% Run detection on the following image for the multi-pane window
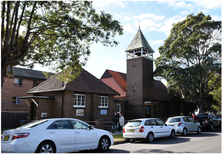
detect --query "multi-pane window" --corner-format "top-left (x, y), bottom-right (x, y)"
top-left (14, 78), bottom-right (22, 86)
top-left (12, 96), bottom-right (21, 104)
top-left (117, 104), bottom-right (121, 113)
top-left (73, 94), bottom-right (86, 107)
top-left (99, 96), bottom-right (108, 108)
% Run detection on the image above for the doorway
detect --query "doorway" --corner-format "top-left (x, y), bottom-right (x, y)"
top-left (146, 105), bottom-right (151, 118)
top-left (30, 102), bottom-right (36, 120)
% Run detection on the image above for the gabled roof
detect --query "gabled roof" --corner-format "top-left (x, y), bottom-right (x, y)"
top-left (125, 28), bottom-right (155, 53)
top-left (153, 80), bottom-right (168, 101)
top-left (29, 68), bottom-right (119, 95)
top-left (100, 69), bottom-right (126, 91)
top-left (7, 67), bottom-right (53, 80)
top-left (100, 70), bottom-right (168, 101)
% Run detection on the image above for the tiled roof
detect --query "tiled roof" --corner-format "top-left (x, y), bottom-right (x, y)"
top-left (9, 67), bottom-right (52, 80)
top-left (153, 80), bottom-right (168, 101)
top-left (29, 68), bottom-right (119, 95)
top-left (100, 69), bottom-right (126, 91)
top-left (125, 28), bottom-right (155, 53)
top-left (101, 70), bottom-right (168, 101)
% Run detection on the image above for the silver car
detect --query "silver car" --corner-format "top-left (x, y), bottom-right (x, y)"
top-left (165, 116), bottom-right (201, 136)
top-left (123, 118), bottom-right (176, 142)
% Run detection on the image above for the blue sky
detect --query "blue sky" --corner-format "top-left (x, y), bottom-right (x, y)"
top-left (32, 0), bottom-right (221, 84)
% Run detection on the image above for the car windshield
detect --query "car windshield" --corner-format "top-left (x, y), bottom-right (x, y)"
top-left (126, 120), bottom-right (141, 127)
top-left (17, 119), bottom-right (48, 129)
top-left (166, 118), bottom-right (180, 123)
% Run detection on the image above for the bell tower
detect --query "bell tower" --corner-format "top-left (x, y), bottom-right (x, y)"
top-left (125, 28), bottom-right (155, 119)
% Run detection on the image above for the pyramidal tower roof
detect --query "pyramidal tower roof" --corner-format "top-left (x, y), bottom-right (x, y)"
top-left (125, 28), bottom-right (155, 53)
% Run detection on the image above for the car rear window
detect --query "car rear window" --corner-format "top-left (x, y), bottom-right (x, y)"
top-left (126, 120), bottom-right (141, 127)
top-left (198, 114), bottom-right (208, 118)
top-left (17, 119), bottom-right (48, 129)
top-left (166, 118), bottom-right (181, 123)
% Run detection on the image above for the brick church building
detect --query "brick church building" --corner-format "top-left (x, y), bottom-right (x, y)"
top-left (101, 28), bottom-right (169, 120)
top-left (5, 28), bottom-right (169, 124)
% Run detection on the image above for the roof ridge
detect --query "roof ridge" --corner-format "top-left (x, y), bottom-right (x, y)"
top-left (125, 28), bottom-right (155, 52)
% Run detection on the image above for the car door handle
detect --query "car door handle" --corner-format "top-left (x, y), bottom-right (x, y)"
top-left (75, 132), bottom-right (80, 134)
top-left (151, 127), bottom-right (153, 128)
top-left (49, 132), bottom-right (55, 134)
top-left (161, 127), bottom-right (163, 128)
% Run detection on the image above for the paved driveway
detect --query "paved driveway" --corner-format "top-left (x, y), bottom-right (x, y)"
top-left (75, 128), bottom-right (221, 153)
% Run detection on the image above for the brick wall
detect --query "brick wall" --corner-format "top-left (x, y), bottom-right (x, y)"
top-left (1, 77), bottom-right (34, 113)
top-left (126, 57), bottom-right (154, 119)
top-left (33, 91), bottom-right (116, 122)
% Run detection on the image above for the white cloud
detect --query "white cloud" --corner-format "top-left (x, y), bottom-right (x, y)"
top-left (124, 13), bottom-right (187, 35)
top-left (181, 10), bottom-right (189, 15)
top-left (157, 0), bottom-right (194, 10)
top-left (148, 40), bottom-right (163, 45)
top-left (194, 0), bottom-right (222, 10)
top-left (133, 14), bottom-right (165, 20)
top-left (93, 0), bottom-right (125, 8)
top-left (211, 15), bottom-right (221, 21)
top-left (124, 13), bottom-right (165, 32)
top-left (153, 52), bottom-right (160, 60)
top-left (123, 24), bottom-right (136, 33)
top-left (159, 15), bottom-right (185, 35)
top-left (125, 16), bottom-right (133, 21)
top-left (104, 60), bottom-right (120, 64)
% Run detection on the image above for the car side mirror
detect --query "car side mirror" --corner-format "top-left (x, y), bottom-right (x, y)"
top-left (89, 125), bottom-right (94, 130)
top-left (165, 124), bottom-right (167, 126)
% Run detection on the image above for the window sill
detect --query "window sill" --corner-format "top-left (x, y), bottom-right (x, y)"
top-left (73, 106), bottom-right (85, 108)
top-left (98, 106), bottom-right (108, 108)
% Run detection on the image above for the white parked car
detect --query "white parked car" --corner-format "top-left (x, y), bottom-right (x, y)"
top-left (165, 116), bottom-right (201, 136)
top-left (123, 118), bottom-right (176, 142)
top-left (1, 118), bottom-right (113, 153)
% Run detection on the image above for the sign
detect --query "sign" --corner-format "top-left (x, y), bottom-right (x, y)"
top-left (144, 101), bottom-right (151, 104)
top-left (41, 112), bottom-right (47, 118)
top-left (101, 109), bottom-right (107, 115)
top-left (76, 109), bottom-right (84, 116)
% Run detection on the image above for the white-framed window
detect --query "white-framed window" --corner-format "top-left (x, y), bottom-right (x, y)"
top-left (14, 78), bottom-right (22, 86)
top-left (12, 96), bottom-right (21, 105)
top-left (99, 96), bottom-right (109, 108)
top-left (117, 104), bottom-right (121, 113)
top-left (73, 94), bottom-right (86, 107)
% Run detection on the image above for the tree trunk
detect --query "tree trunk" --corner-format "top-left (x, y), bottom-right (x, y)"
top-left (1, 57), bottom-right (7, 88)
top-left (197, 99), bottom-right (205, 113)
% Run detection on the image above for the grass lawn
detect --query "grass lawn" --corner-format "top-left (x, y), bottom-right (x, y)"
top-left (113, 134), bottom-right (125, 142)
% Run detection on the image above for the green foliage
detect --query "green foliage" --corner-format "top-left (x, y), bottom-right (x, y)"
top-left (1, 1), bottom-right (123, 85)
top-left (154, 12), bottom-right (221, 112)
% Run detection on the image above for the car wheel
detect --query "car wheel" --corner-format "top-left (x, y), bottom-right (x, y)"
top-left (125, 138), bottom-right (134, 142)
top-left (36, 141), bottom-right (56, 153)
top-left (98, 136), bottom-right (110, 151)
top-left (125, 138), bottom-right (130, 142)
top-left (170, 130), bottom-right (175, 139)
top-left (182, 128), bottom-right (187, 136)
top-left (197, 127), bottom-right (201, 134)
top-left (147, 133), bottom-right (154, 142)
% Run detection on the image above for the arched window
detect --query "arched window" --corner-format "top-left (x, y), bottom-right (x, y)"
top-left (117, 104), bottom-right (121, 113)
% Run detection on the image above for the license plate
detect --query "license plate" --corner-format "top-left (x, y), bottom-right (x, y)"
top-left (129, 129), bottom-right (134, 133)
top-left (4, 135), bottom-right (9, 141)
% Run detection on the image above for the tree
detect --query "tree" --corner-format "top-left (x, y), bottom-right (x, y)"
top-left (1, 1), bottom-right (123, 87)
top-left (154, 12), bottom-right (221, 113)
